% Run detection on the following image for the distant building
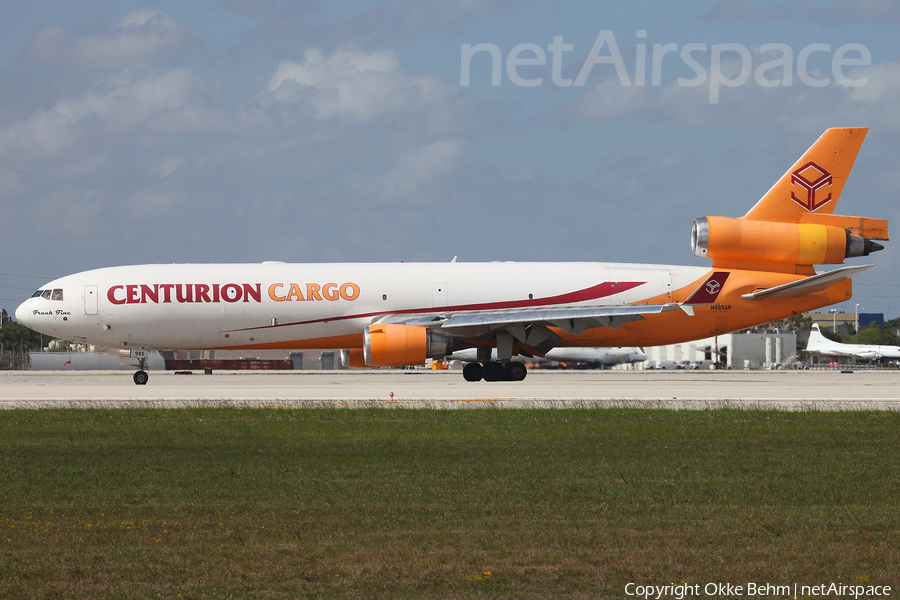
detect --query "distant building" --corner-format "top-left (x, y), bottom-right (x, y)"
top-left (159, 349), bottom-right (340, 370)
top-left (806, 311), bottom-right (884, 332)
top-left (643, 331), bottom-right (797, 370)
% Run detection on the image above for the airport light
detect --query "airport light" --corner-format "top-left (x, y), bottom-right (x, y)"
top-left (829, 308), bottom-right (837, 332)
top-left (855, 303), bottom-right (861, 334)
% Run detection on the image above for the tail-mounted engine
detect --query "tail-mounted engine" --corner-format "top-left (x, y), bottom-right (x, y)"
top-left (691, 216), bottom-right (884, 265)
top-left (363, 324), bottom-right (452, 367)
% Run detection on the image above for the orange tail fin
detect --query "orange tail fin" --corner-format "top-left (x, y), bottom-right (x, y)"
top-left (744, 127), bottom-right (867, 221)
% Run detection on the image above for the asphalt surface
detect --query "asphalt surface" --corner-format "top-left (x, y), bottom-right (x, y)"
top-left (1, 369), bottom-right (899, 410)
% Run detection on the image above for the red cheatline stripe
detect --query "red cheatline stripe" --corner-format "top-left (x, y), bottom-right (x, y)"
top-left (224, 281), bottom-right (646, 333)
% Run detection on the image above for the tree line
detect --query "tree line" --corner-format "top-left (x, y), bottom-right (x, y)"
top-left (0, 309), bottom-right (45, 369)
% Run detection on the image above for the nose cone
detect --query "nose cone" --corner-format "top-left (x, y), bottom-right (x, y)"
top-left (15, 301), bottom-right (31, 326)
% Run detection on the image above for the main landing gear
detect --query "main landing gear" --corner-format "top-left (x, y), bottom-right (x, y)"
top-left (462, 361), bottom-right (527, 382)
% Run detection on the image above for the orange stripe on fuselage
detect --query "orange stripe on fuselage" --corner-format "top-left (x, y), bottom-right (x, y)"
top-left (208, 334), bottom-right (364, 351)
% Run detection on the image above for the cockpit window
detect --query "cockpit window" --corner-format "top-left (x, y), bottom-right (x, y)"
top-left (32, 288), bottom-right (65, 300)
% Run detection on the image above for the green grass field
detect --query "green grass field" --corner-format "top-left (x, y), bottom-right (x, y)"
top-left (1, 408), bottom-right (898, 599)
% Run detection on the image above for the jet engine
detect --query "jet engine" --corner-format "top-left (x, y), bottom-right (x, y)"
top-left (363, 324), bottom-right (452, 367)
top-left (340, 348), bottom-right (366, 368)
top-left (691, 216), bottom-right (883, 265)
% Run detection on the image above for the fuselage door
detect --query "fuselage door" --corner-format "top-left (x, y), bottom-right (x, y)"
top-left (85, 285), bottom-right (98, 315)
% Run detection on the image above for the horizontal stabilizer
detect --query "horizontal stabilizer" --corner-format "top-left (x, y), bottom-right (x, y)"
top-left (741, 264), bottom-right (873, 301)
top-left (795, 213), bottom-right (889, 241)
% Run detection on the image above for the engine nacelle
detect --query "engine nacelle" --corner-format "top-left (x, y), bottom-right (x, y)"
top-left (691, 216), bottom-right (882, 265)
top-left (363, 324), bottom-right (452, 367)
top-left (340, 348), bottom-right (366, 368)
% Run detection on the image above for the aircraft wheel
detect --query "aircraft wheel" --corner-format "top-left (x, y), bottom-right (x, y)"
top-left (463, 362), bottom-right (483, 382)
top-left (482, 361), bottom-right (506, 382)
top-left (506, 361), bottom-right (527, 381)
top-left (133, 371), bottom-right (149, 386)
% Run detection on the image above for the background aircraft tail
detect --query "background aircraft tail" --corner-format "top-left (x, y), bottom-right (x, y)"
top-left (807, 323), bottom-right (841, 354)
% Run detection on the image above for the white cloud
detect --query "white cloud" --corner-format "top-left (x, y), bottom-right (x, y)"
top-left (847, 58), bottom-right (900, 103)
top-left (128, 189), bottom-right (187, 219)
top-left (562, 78), bottom-right (658, 123)
top-left (703, 0), bottom-right (900, 23)
top-left (0, 37), bottom-right (482, 255)
top-left (267, 46), bottom-right (457, 122)
top-left (245, 0), bottom-right (515, 48)
top-left (0, 68), bottom-right (202, 164)
top-left (22, 10), bottom-right (200, 69)
top-left (216, 0), bottom-right (280, 14)
top-left (561, 55), bottom-right (900, 135)
top-left (153, 156), bottom-right (186, 178)
top-left (372, 139), bottom-right (466, 199)
top-left (803, 0), bottom-right (900, 24)
top-left (704, 0), bottom-right (796, 22)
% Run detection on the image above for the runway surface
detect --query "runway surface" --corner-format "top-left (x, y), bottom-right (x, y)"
top-left (1, 369), bottom-right (899, 410)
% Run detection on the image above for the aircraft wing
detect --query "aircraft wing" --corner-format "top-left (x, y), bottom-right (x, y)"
top-left (377, 303), bottom-right (679, 357)
top-left (741, 264), bottom-right (874, 301)
top-left (440, 303), bottom-right (680, 334)
top-left (814, 347), bottom-right (880, 359)
top-left (450, 346), bottom-right (647, 365)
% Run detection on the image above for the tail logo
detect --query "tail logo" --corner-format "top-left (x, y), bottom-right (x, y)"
top-left (684, 271), bottom-right (730, 305)
top-left (790, 161), bottom-right (833, 212)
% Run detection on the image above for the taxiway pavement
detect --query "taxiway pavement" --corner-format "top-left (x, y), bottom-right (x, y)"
top-left (1, 369), bottom-right (899, 410)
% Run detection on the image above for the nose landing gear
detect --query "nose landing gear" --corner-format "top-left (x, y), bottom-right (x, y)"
top-left (131, 350), bottom-right (151, 385)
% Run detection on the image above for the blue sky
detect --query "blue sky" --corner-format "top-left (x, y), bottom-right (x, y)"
top-left (2, 0), bottom-right (899, 319)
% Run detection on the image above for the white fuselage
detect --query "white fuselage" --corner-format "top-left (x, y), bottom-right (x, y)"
top-left (807, 326), bottom-right (900, 359)
top-left (16, 261), bottom-right (708, 351)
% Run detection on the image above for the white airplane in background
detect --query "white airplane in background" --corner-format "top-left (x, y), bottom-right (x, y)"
top-left (446, 346), bottom-right (647, 367)
top-left (16, 128), bottom-right (888, 385)
top-left (806, 323), bottom-right (900, 360)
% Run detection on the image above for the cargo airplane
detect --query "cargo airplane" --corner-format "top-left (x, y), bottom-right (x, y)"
top-left (806, 323), bottom-right (900, 360)
top-left (16, 128), bottom-right (888, 384)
